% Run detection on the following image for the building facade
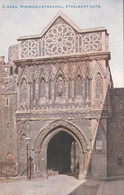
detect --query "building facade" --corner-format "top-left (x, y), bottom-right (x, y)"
top-left (0, 12), bottom-right (124, 179)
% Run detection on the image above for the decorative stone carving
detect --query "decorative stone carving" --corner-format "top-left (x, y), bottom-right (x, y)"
top-left (82, 33), bottom-right (102, 52)
top-left (56, 76), bottom-right (64, 97)
top-left (8, 45), bottom-right (18, 61)
top-left (22, 40), bottom-right (38, 58)
top-left (91, 61), bottom-right (107, 79)
top-left (39, 78), bottom-right (46, 98)
top-left (18, 13), bottom-right (107, 59)
top-left (45, 24), bottom-right (75, 55)
top-left (95, 73), bottom-right (103, 99)
top-left (85, 77), bottom-right (91, 101)
top-left (20, 78), bottom-right (27, 103)
top-left (75, 75), bottom-right (83, 97)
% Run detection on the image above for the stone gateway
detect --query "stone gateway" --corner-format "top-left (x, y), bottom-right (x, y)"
top-left (0, 12), bottom-right (124, 179)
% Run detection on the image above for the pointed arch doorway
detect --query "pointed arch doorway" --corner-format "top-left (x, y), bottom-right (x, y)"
top-left (34, 120), bottom-right (88, 180)
top-left (47, 131), bottom-right (80, 178)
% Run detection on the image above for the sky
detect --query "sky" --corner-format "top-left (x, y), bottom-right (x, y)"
top-left (0, 0), bottom-right (123, 87)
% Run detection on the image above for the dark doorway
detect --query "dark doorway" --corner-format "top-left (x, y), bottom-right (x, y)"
top-left (47, 131), bottom-right (74, 175)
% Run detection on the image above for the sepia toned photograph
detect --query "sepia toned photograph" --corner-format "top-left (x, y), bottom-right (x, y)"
top-left (0, 0), bottom-right (123, 194)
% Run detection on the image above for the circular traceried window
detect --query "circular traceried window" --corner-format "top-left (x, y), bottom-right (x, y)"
top-left (45, 24), bottom-right (75, 55)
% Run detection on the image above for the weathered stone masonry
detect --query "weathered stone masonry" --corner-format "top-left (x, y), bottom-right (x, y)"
top-left (0, 12), bottom-right (124, 179)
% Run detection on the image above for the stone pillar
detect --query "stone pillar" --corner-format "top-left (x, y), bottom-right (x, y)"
top-left (72, 79), bottom-right (75, 100)
top-left (65, 79), bottom-right (68, 102)
top-left (78, 152), bottom-right (86, 180)
top-left (34, 151), bottom-right (41, 177)
top-left (27, 82), bottom-right (31, 110)
top-left (40, 148), bottom-right (48, 179)
top-left (46, 80), bottom-right (49, 102)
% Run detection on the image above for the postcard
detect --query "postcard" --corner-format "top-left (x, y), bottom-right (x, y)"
top-left (0, 0), bottom-right (123, 194)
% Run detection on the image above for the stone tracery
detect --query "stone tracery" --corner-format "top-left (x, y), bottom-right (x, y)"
top-left (45, 24), bottom-right (75, 55)
top-left (22, 40), bottom-right (38, 58)
top-left (82, 33), bottom-right (102, 52)
top-left (20, 23), bottom-right (103, 58)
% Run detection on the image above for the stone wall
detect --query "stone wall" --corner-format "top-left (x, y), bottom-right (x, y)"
top-left (0, 59), bottom-right (17, 176)
top-left (108, 88), bottom-right (124, 176)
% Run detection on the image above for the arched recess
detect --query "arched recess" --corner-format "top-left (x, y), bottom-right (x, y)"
top-left (39, 77), bottom-right (46, 98)
top-left (74, 66), bottom-right (83, 99)
top-left (32, 80), bottom-right (36, 101)
top-left (6, 153), bottom-right (14, 163)
top-left (20, 78), bottom-right (27, 103)
top-left (17, 76), bottom-right (30, 110)
top-left (95, 72), bottom-right (103, 99)
top-left (34, 120), bottom-right (88, 179)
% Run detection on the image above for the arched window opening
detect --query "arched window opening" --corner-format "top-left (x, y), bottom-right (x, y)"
top-left (56, 76), bottom-right (64, 97)
top-left (49, 79), bottom-right (52, 99)
top-left (20, 78), bottom-right (27, 103)
top-left (75, 75), bottom-right (82, 97)
top-left (95, 73), bottom-right (103, 99)
top-left (68, 78), bottom-right (72, 99)
top-left (10, 66), bottom-right (13, 75)
top-left (33, 80), bottom-right (36, 100)
top-left (85, 77), bottom-right (91, 100)
top-left (6, 153), bottom-right (14, 163)
top-left (20, 134), bottom-right (26, 144)
top-left (39, 78), bottom-right (46, 98)
top-left (95, 133), bottom-right (103, 151)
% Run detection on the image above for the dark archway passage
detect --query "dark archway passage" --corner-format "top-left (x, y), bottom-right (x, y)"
top-left (47, 131), bottom-right (75, 175)
top-left (34, 120), bottom-right (87, 179)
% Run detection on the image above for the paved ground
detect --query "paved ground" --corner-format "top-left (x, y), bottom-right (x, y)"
top-left (0, 175), bottom-right (83, 195)
top-left (96, 180), bottom-right (124, 195)
top-left (0, 175), bottom-right (124, 195)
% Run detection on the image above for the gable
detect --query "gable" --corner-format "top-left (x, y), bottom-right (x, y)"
top-left (17, 12), bottom-right (107, 59)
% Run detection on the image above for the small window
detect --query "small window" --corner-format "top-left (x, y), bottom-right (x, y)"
top-left (118, 157), bottom-right (122, 166)
top-left (6, 122), bottom-right (10, 128)
top-left (5, 97), bottom-right (9, 107)
top-left (10, 66), bottom-right (13, 75)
